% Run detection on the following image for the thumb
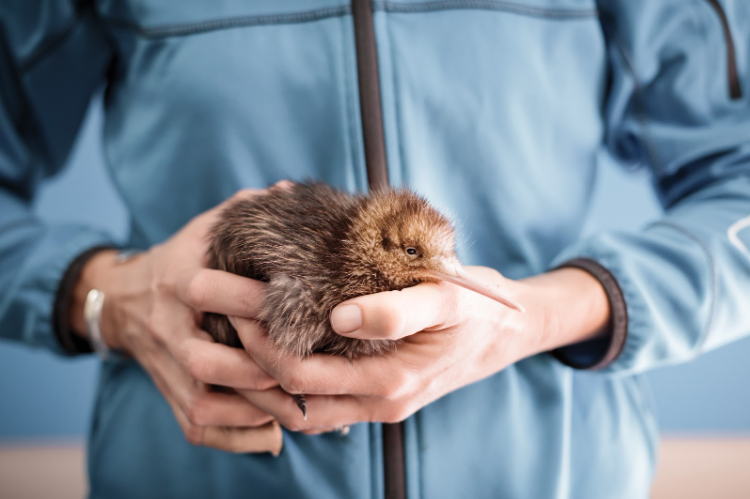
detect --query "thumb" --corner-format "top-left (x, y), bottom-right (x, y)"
top-left (330, 283), bottom-right (454, 340)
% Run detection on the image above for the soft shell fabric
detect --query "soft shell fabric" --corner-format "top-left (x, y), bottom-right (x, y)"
top-left (1, 1), bottom-right (749, 497)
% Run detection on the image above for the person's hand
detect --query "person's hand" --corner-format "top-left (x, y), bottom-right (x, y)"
top-left (231, 266), bottom-right (611, 432)
top-left (69, 186), bottom-right (287, 454)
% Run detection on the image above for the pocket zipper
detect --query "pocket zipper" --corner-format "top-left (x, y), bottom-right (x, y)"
top-left (705, 0), bottom-right (743, 99)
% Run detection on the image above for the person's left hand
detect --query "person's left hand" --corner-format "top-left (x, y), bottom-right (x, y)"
top-left (230, 266), bottom-right (610, 432)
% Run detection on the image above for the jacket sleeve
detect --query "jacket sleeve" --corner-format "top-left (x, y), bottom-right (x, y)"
top-left (553, 0), bottom-right (750, 375)
top-left (0, 1), bottom-right (115, 353)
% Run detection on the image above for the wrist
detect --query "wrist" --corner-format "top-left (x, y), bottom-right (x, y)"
top-left (70, 249), bottom-right (124, 350)
top-left (517, 267), bottom-right (611, 356)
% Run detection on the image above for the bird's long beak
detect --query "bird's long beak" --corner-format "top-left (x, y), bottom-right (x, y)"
top-left (426, 262), bottom-right (525, 313)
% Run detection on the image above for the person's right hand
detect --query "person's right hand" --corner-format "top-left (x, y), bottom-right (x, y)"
top-left (69, 187), bottom-right (285, 455)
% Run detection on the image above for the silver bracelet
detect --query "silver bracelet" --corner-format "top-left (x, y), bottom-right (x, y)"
top-left (84, 288), bottom-right (110, 360)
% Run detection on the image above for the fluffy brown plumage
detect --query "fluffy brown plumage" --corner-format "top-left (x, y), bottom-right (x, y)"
top-left (203, 181), bottom-right (458, 360)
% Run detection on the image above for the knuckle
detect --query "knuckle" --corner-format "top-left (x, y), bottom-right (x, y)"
top-left (183, 424), bottom-right (204, 446)
top-left (185, 349), bottom-right (211, 382)
top-left (144, 313), bottom-right (164, 341)
top-left (185, 271), bottom-right (210, 309)
top-left (379, 371), bottom-right (413, 400)
top-left (377, 302), bottom-right (407, 338)
top-left (185, 396), bottom-right (210, 427)
top-left (380, 406), bottom-right (409, 424)
top-left (152, 277), bottom-right (173, 297)
top-left (248, 413), bottom-right (270, 427)
top-left (280, 417), bottom-right (304, 433)
top-left (249, 376), bottom-right (276, 391)
top-left (277, 399), bottom-right (308, 432)
top-left (445, 289), bottom-right (467, 325)
top-left (279, 372), bottom-right (303, 394)
top-left (229, 189), bottom-right (256, 204)
top-left (380, 383), bottom-right (401, 401)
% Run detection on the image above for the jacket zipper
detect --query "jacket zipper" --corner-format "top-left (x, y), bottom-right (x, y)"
top-left (350, 1), bottom-right (407, 498)
top-left (705, 0), bottom-right (743, 100)
top-left (352, 0), bottom-right (390, 190)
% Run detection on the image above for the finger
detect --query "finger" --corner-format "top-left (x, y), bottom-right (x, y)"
top-left (147, 353), bottom-right (280, 453)
top-left (330, 282), bottom-right (457, 340)
top-left (231, 316), bottom-right (369, 394)
top-left (147, 365), bottom-right (207, 446)
top-left (176, 268), bottom-right (267, 317)
top-left (232, 316), bottom-right (403, 398)
top-left (239, 388), bottom-right (392, 431)
top-left (180, 390), bottom-right (276, 428)
top-left (189, 188), bottom-right (265, 235)
top-left (237, 388), bottom-right (354, 431)
top-left (230, 316), bottom-right (304, 378)
top-left (204, 420), bottom-right (284, 456)
top-left (271, 179), bottom-right (295, 191)
top-left (170, 383), bottom-right (281, 455)
top-left (153, 342), bottom-right (275, 428)
top-left (237, 387), bottom-right (305, 429)
top-left (175, 336), bottom-right (277, 390)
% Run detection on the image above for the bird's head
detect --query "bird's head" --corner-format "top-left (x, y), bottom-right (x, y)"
top-left (346, 189), bottom-right (524, 311)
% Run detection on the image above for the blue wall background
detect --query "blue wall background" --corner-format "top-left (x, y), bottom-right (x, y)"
top-left (1, 96), bottom-right (749, 440)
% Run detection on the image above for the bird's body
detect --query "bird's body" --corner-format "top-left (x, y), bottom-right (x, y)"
top-left (204, 182), bottom-right (458, 359)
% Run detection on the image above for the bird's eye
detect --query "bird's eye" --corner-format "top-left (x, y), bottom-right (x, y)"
top-left (405, 247), bottom-right (419, 258)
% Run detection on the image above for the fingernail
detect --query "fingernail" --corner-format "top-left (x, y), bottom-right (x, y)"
top-left (330, 304), bottom-right (362, 334)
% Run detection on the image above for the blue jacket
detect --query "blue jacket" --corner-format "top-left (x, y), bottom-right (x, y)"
top-left (1, 1), bottom-right (749, 497)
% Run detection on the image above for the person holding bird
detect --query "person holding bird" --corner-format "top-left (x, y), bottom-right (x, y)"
top-left (1, 1), bottom-right (749, 498)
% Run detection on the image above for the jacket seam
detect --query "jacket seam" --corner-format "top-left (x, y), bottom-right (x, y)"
top-left (0, 25), bottom-right (55, 171)
top-left (372, 0), bottom-right (598, 19)
top-left (339, 15), bottom-right (361, 191)
top-left (599, 12), bottom-right (664, 176)
top-left (100, 0), bottom-right (599, 41)
top-left (103, 6), bottom-right (351, 39)
top-left (704, 0), bottom-right (743, 99)
top-left (649, 220), bottom-right (717, 358)
top-left (383, 9), bottom-right (408, 186)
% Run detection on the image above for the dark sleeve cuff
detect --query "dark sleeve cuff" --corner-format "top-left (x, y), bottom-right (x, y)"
top-left (551, 258), bottom-right (629, 370)
top-left (52, 245), bottom-right (117, 355)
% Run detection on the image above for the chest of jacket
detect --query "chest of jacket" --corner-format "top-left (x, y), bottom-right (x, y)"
top-left (96, 0), bottom-right (605, 278)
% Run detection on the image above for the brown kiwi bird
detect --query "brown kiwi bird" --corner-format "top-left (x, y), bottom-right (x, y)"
top-left (203, 181), bottom-right (523, 418)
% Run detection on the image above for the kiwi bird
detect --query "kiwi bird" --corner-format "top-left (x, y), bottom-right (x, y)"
top-left (203, 181), bottom-right (523, 417)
